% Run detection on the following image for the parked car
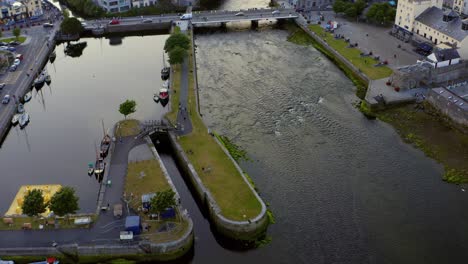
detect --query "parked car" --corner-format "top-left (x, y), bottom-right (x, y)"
top-left (2, 94), bottom-right (10, 104)
top-left (81, 22), bottom-right (87, 27)
top-left (109, 19), bottom-right (120, 25)
top-left (0, 83), bottom-right (5, 90)
top-left (15, 54), bottom-right (23, 61)
top-left (13, 59), bottom-right (20, 66)
top-left (9, 64), bottom-right (17, 71)
top-left (235, 12), bottom-right (245, 16)
top-left (272, 10), bottom-right (280, 15)
top-left (8, 41), bottom-right (20, 46)
top-left (43, 22), bottom-right (53, 28)
top-left (7, 46), bottom-right (16, 52)
top-left (0, 42), bottom-right (8, 46)
top-left (0, 46), bottom-right (8, 51)
top-left (142, 18), bottom-right (152, 23)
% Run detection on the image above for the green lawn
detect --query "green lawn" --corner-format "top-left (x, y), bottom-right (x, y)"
top-left (125, 159), bottom-right (190, 243)
top-left (125, 159), bottom-right (170, 207)
top-left (116, 119), bottom-right (140, 137)
top-left (308, 25), bottom-right (393, 80)
top-left (0, 36), bottom-right (26, 43)
top-left (177, 40), bottom-right (262, 221)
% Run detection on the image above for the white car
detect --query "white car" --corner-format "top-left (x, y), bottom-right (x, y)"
top-left (81, 22), bottom-right (87, 27)
top-left (2, 94), bottom-right (10, 104)
top-left (13, 59), bottom-right (20, 66)
top-left (235, 12), bottom-right (245, 16)
top-left (272, 10), bottom-right (280, 15)
top-left (0, 46), bottom-right (8, 51)
top-left (142, 18), bottom-right (153, 23)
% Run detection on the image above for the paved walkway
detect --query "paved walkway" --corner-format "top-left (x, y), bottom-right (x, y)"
top-left (0, 136), bottom-right (144, 248)
top-left (175, 38), bottom-right (193, 136)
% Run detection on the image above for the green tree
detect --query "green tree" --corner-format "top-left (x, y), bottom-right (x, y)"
top-left (149, 189), bottom-right (176, 214)
top-left (354, 0), bottom-right (367, 16)
top-left (21, 189), bottom-right (47, 217)
top-left (62, 9), bottom-right (70, 19)
top-left (12, 28), bottom-right (21, 41)
top-left (332, 0), bottom-right (346, 13)
top-left (168, 46), bottom-right (187, 65)
top-left (366, 3), bottom-right (396, 24)
top-left (164, 32), bottom-right (190, 53)
top-left (119, 99), bottom-right (137, 119)
top-left (49, 186), bottom-right (80, 217)
top-left (60, 17), bottom-right (84, 35)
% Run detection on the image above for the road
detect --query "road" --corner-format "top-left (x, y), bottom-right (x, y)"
top-left (83, 8), bottom-right (297, 29)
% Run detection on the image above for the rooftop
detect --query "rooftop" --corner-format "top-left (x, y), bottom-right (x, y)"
top-left (416, 6), bottom-right (468, 42)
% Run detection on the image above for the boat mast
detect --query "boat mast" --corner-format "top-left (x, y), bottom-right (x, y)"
top-left (101, 119), bottom-right (106, 136)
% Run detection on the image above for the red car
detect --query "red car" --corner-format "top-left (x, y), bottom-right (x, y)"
top-left (109, 19), bottom-right (120, 25)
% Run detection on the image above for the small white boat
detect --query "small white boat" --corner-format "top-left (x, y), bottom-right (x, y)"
top-left (17, 103), bottom-right (24, 113)
top-left (19, 112), bottom-right (29, 128)
top-left (23, 91), bottom-right (32, 102)
top-left (11, 113), bottom-right (21, 125)
top-left (162, 80), bottom-right (170, 89)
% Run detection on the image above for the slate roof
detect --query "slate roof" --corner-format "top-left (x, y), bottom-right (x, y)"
top-left (416, 6), bottom-right (468, 42)
top-left (433, 48), bottom-right (460, 61)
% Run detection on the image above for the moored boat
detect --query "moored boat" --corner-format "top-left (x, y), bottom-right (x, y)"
top-left (34, 70), bottom-right (47, 89)
top-left (161, 52), bottom-right (170, 80)
top-left (19, 112), bottom-right (29, 128)
top-left (158, 88), bottom-right (169, 101)
top-left (162, 80), bottom-right (170, 89)
top-left (94, 158), bottom-right (105, 176)
top-left (100, 134), bottom-right (111, 158)
top-left (23, 91), bottom-right (32, 102)
top-left (45, 75), bottom-right (51, 85)
top-left (11, 113), bottom-right (21, 125)
top-left (49, 50), bottom-right (56, 63)
top-left (17, 103), bottom-right (24, 113)
top-left (88, 162), bottom-right (94, 176)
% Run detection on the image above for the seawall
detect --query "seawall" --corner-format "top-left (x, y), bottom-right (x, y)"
top-left (167, 131), bottom-right (269, 241)
top-left (0, 31), bottom-right (57, 144)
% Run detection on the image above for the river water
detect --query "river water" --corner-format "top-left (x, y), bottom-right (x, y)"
top-left (193, 1), bottom-right (468, 263)
top-left (0, 0), bottom-right (467, 263)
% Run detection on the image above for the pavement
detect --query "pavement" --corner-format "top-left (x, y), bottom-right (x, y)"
top-left (176, 56), bottom-right (193, 136)
top-left (309, 12), bottom-right (422, 68)
top-left (0, 5), bottom-right (61, 144)
top-left (0, 136), bottom-right (144, 248)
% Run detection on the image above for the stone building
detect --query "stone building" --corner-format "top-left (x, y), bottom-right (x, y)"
top-left (394, 0), bottom-right (442, 34)
top-left (428, 86), bottom-right (468, 127)
top-left (0, 0), bottom-right (42, 21)
top-left (98, 0), bottom-right (131, 13)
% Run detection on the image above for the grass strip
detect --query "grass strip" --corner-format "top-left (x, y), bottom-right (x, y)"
top-left (177, 36), bottom-right (262, 221)
top-left (286, 23), bottom-right (369, 99)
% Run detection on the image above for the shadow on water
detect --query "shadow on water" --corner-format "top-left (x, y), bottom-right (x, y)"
top-left (150, 132), bottom-right (261, 252)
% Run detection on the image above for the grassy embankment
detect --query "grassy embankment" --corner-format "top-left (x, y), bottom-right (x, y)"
top-left (308, 24), bottom-right (393, 80)
top-left (115, 119), bottom-right (141, 137)
top-left (376, 104), bottom-right (468, 184)
top-left (125, 157), bottom-right (189, 243)
top-left (0, 214), bottom-right (96, 230)
top-left (287, 24), bottom-right (468, 184)
top-left (286, 23), bottom-right (369, 99)
top-left (0, 36), bottom-right (26, 43)
top-left (168, 34), bottom-right (262, 221)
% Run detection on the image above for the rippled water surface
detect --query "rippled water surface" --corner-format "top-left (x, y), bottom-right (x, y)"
top-left (195, 28), bottom-right (468, 263)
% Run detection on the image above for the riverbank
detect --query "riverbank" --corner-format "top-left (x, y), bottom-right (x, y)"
top-left (286, 21), bottom-right (369, 99)
top-left (164, 29), bottom-right (269, 241)
top-left (287, 20), bottom-right (468, 184)
top-left (375, 104), bottom-right (468, 183)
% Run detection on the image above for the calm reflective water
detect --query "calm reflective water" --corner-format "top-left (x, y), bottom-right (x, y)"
top-left (0, 35), bottom-right (169, 214)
